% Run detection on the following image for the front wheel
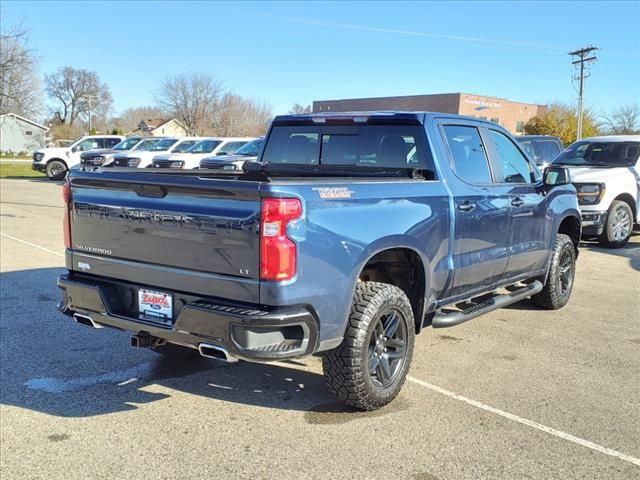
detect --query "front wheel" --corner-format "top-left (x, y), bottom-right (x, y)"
top-left (599, 200), bottom-right (633, 248)
top-left (45, 160), bottom-right (67, 180)
top-left (322, 282), bottom-right (415, 411)
top-left (531, 233), bottom-right (576, 310)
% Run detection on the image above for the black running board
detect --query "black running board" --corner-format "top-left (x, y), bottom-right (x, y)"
top-left (432, 280), bottom-right (543, 329)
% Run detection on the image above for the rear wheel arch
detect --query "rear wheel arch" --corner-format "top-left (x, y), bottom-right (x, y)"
top-left (356, 246), bottom-right (428, 333)
top-left (558, 215), bottom-right (581, 249)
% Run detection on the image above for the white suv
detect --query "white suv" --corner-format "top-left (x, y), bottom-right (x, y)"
top-left (111, 137), bottom-right (201, 168)
top-left (152, 137), bottom-right (254, 169)
top-left (32, 135), bottom-right (125, 179)
top-left (552, 135), bottom-right (640, 247)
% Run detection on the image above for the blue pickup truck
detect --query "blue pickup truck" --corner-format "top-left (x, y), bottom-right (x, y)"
top-left (58, 112), bottom-right (581, 410)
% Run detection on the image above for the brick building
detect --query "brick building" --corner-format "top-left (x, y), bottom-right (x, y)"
top-left (313, 93), bottom-right (547, 135)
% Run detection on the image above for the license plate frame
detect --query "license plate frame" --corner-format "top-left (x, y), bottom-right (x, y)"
top-left (138, 288), bottom-right (173, 322)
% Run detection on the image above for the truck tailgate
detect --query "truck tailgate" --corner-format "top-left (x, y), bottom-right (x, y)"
top-left (68, 171), bottom-right (260, 302)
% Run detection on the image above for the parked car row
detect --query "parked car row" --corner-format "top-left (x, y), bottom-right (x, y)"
top-left (31, 119), bottom-right (638, 248)
top-left (32, 135), bottom-right (263, 179)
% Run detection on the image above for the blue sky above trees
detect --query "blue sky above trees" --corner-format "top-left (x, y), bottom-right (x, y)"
top-left (3, 0), bottom-right (639, 116)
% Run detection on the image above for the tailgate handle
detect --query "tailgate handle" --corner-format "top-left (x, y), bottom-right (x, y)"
top-left (134, 184), bottom-right (167, 198)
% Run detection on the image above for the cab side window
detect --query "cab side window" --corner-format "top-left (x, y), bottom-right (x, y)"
top-left (488, 130), bottom-right (532, 183)
top-left (442, 125), bottom-right (493, 183)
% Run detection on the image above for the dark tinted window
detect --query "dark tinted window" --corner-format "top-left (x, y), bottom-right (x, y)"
top-left (104, 138), bottom-right (121, 148)
top-left (442, 125), bottom-right (492, 183)
top-left (518, 138), bottom-right (562, 164)
top-left (488, 130), bottom-right (532, 183)
top-left (262, 125), bottom-right (430, 168)
top-left (552, 141), bottom-right (640, 167)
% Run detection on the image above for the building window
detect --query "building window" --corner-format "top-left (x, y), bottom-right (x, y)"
top-left (515, 121), bottom-right (524, 133)
top-left (25, 130), bottom-right (33, 135)
top-left (490, 118), bottom-right (499, 124)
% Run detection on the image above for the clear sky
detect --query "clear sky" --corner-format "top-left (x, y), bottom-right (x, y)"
top-left (3, 0), bottom-right (639, 117)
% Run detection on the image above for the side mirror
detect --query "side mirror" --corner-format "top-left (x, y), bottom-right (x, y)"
top-left (71, 145), bottom-right (79, 152)
top-left (543, 166), bottom-right (570, 187)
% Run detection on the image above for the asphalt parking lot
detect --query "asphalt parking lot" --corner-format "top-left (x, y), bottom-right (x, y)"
top-left (1, 177), bottom-right (639, 480)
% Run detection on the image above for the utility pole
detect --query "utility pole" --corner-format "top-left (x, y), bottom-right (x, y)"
top-left (569, 46), bottom-right (597, 140)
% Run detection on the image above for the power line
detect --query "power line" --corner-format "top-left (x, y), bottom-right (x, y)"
top-left (569, 46), bottom-right (598, 141)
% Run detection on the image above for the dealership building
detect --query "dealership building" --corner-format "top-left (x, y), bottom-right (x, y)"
top-left (312, 92), bottom-right (547, 135)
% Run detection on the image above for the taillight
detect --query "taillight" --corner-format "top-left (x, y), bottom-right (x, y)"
top-left (260, 198), bottom-right (302, 281)
top-left (62, 181), bottom-right (71, 249)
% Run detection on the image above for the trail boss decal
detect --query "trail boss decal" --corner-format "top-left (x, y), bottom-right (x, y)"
top-left (312, 187), bottom-right (353, 199)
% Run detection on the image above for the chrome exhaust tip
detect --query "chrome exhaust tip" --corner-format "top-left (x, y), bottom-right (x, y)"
top-left (73, 313), bottom-right (104, 329)
top-left (198, 343), bottom-right (238, 363)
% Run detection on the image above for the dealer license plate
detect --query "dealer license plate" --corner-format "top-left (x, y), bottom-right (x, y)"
top-left (138, 288), bottom-right (173, 320)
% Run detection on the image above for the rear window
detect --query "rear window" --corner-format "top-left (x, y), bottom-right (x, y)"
top-left (518, 138), bottom-right (562, 164)
top-left (261, 125), bottom-right (431, 169)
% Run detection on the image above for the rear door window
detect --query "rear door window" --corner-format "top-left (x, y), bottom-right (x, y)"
top-left (261, 125), bottom-right (431, 169)
top-left (488, 130), bottom-right (533, 183)
top-left (442, 125), bottom-right (493, 183)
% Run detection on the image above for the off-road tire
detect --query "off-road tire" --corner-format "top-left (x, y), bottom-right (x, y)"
top-left (599, 200), bottom-right (633, 248)
top-left (531, 233), bottom-right (576, 310)
top-left (152, 342), bottom-right (202, 359)
top-left (322, 282), bottom-right (415, 411)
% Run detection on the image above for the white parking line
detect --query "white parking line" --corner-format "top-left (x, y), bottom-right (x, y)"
top-left (407, 375), bottom-right (640, 467)
top-left (0, 232), bottom-right (64, 257)
top-left (3, 230), bottom-right (638, 468)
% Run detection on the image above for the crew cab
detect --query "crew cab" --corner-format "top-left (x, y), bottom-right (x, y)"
top-left (551, 135), bottom-right (639, 247)
top-left (80, 136), bottom-right (150, 168)
top-left (152, 137), bottom-right (253, 169)
top-left (32, 135), bottom-right (125, 179)
top-left (110, 137), bottom-right (201, 168)
top-left (58, 112), bottom-right (581, 410)
top-left (198, 137), bottom-right (265, 171)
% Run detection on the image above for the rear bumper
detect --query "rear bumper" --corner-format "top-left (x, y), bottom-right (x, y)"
top-left (57, 273), bottom-right (320, 361)
top-left (32, 162), bottom-right (45, 172)
top-left (580, 210), bottom-right (607, 237)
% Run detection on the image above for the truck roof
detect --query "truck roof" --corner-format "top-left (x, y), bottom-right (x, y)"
top-left (273, 111), bottom-right (493, 126)
top-left (578, 135), bottom-right (640, 143)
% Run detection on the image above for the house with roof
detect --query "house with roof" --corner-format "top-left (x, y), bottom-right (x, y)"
top-left (0, 113), bottom-right (49, 154)
top-left (134, 118), bottom-right (188, 137)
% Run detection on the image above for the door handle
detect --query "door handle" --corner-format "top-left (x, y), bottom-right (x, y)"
top-left (511, 197), bottom-right (525, 207)
top-left (457, 201), bottom-right (476, 212)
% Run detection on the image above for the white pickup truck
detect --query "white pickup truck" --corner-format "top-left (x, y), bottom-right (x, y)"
top-left (552, 135), bottom-right (640, 247)
top-left (32, 135), bottom-right (125, 179)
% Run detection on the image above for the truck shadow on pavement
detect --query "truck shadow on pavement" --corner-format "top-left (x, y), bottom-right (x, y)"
top-left (0, 267), bottom-right (356, 418)
top-left (580, 232), bottom-right (640, 272)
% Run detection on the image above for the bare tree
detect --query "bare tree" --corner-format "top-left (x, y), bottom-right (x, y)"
top-left (44, 67), bottom-right (113, 126)
top-left (289, 103), bottom-right (312, 114)
top-left (214, 93), bottom-right (272, 137)
top-left (0, 25), bottom-right (42, 117)
top-left (111, 105), bottom-right (168, 133)
top-left (600, 104), bottom-right (640, 135)
top-left (155, 72), bottom-right (223, 135)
